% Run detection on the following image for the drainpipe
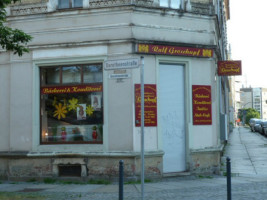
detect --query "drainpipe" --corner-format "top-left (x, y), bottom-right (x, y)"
top-left (184, 0), bottom-right (191, 11)
top-left (180, 0), bottom-right (184, 9)
top-left (217, 0), bottom-right (229, 142)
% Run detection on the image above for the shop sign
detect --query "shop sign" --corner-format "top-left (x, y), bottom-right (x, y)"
top-left (218, 60), bottom-right (242, 76)
top-left (41, 84), bottom-right (103, 94)
top-left (104, 58), bottom-right (140, 70)
top-left (192, 85), bottom-right (212, 125)
top-left (137, 44), bottom-right (213, 58)
top-left (135, 84), bottom-right (157, 127)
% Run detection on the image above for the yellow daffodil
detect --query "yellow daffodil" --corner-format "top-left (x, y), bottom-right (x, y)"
top-left (53, 103), bottom-right (67, 120)
top-left (86, 105), bottom-right (94, 116)
top-left (68, 98), bottom-right (78, 111)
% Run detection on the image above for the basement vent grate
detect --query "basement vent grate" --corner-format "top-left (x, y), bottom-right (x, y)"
top-left (58, 164), bottom-right (81, 177)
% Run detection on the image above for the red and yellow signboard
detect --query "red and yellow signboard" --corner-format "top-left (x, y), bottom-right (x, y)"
top-left (137, 44), bottom-right (213, 58)
top-left (192, 85), bottom-right (212, 125)
top-left (135, 84), bottom-right (157, 127)
top-left (41, 84), bottom-right (103, 94)
top-left (218, 60), bottom-right (242, 76)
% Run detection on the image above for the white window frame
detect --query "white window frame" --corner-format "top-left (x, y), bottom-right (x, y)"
top-left (32, 46), bottom-right (108, 153)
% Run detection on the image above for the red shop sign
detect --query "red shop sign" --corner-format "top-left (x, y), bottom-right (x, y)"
top-left (137, 44), bottom-right (213, 58)
top-left (218, 60), bottom-right (242, 76)
top-left (41, 84), bottom-right (103, 94)
top-left (192, 85), bottom-right (212, 125)
top-left (135, 84), bottom-right (157, 127)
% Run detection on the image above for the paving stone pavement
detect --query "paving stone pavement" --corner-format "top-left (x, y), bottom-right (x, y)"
top-left (223, 126), bottom-right (267, 176)
top-left (2, 126), bottom-right (267, 200)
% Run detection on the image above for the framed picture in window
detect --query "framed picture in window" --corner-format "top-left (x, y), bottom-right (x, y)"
top-left (77, 104), bottom-right (86, 120)
top-left (91, 95), bottom-right (101, 110)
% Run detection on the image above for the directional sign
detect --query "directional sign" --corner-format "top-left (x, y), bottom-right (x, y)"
top-left (104, 58), bottom-right (140, 70)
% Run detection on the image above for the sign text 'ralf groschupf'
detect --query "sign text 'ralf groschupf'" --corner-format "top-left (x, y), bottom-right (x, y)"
top-left (218, 60), bottom-right (242, 76)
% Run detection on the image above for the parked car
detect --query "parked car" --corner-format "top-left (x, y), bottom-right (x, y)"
top-left (254, 123), bottom-right (262, 133)
top-left (261, 121), bottom-right (267, 135)
top-left (250, 118), bottom-right (262, 132)
top-left (258, 120), bottom-right (267, 134)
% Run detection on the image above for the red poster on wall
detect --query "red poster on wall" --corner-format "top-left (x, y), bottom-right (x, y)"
top-left (192, 85), bottom-right (212, 125)
top-left (135, 84), bottom-right (157, 127)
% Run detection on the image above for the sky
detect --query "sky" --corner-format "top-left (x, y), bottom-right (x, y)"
top-left (227, 0), bottom-right (267, 88)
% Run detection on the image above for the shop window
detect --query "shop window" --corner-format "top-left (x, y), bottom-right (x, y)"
top-left (40, 64), bottom-right (103, 144)
top-left (58, 0), bottom-right (83, 9)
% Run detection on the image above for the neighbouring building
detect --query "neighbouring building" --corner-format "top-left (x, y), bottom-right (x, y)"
top-left (227, 45), bottom-right (242, 128)
top-left (262, 88), bottom-right (267, 120)
top-left (240, 87), bottom-right (267, 120)
top-left (0, 0), bottom-right (230, 181)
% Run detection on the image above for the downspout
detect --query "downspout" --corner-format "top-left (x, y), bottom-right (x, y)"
top-left (217, 0), bottom-right (228, 142)
top-left (185, 0), bottom-right (191, 11)
top-left (180, 0), bottom-right (184, 10)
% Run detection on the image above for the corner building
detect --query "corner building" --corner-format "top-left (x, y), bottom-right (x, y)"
top-left (0, 0), bottom-right (230, 180)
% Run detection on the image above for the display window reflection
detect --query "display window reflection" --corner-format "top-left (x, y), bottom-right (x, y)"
top-left (40, 64), bottom-right (103, 144)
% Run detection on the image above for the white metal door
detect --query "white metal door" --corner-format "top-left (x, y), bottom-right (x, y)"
top-left (159, 63), bottom-right (186, 173)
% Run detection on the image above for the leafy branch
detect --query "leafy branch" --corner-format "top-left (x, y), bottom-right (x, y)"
top-left (0, 0), bottom-right (32, 56)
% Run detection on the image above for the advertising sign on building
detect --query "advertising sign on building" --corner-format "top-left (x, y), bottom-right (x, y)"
top-left (41, 84), bottom-right (103, 94)
top-left (192, 85), bottom-right (212, 125)
top-left (137, 44), bottom-right (213, 58)
top-left (218, 60), bottom-right (242, 76)
top-left (135, 84), bottom-right (157, 127)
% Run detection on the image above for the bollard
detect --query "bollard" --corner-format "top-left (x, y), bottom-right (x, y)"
top-left (226, 157), bottom-right (232, 200)
top-left (119, 160), bottom-right (124, 200)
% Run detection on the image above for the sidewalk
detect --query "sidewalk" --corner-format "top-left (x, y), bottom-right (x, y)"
top-left (1, 127), bottom-right (267, 199)
top-left (223, 126), bottom-right (267, 177)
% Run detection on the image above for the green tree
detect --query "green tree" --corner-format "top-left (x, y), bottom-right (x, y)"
top-left (244, 108), bottom-right (260, 125)
top-left (0, 0), bottom-right (32, 56)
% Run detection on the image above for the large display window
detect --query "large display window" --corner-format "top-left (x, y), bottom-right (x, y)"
top-left (40, 64), bottom-right (103, 144)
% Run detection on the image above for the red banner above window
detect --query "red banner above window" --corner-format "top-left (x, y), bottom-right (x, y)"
top-left (218, 60), bottom-right (242, 76)
top-left (137, 44), bottom-right (213, 58)
top-left (192, 85), bottom-right (212, 125)
top-left (41, 84), bottom-right (103, 94)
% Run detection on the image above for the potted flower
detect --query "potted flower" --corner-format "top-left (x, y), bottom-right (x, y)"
top-left (92, 126), bottom-right (98, 140)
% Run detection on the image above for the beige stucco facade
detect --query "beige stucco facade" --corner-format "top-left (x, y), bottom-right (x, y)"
top-left (0, 0), bottom-right (230, 180)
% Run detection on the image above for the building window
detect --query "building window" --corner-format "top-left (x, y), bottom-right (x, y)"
top-left (160, 0), bottom-right (181, 9)
top-left (58, 0), bottom-right (83, 9)
top-left (40, 64), bottom-right (103, 144)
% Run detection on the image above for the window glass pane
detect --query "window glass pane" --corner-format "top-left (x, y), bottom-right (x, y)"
top-left (41, 91), bottom-right (103, 144)
top-left (40, 65), bottom-right (103, 145)
top-left (170, 0), bottom-right (180, 9)
top-left (83, 64), bottom-right (103, 83)
top-left (58, 0), bottom-right (70, 9)
top-left (41, 67), bottom-right (60, 85)
top-left (73, 0), bottom-right (83, 7)
top-left (160, 0), bottom-right (168, 7)
top-left (62, 66), bottom-right (81, 84)
top-left (160, 0), bottom-right (181, 8)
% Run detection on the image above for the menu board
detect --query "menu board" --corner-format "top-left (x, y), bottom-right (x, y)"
top-left (192, 85), bottom-right (212, 125)
top-left (135, 84), bottom-right (157, 127)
